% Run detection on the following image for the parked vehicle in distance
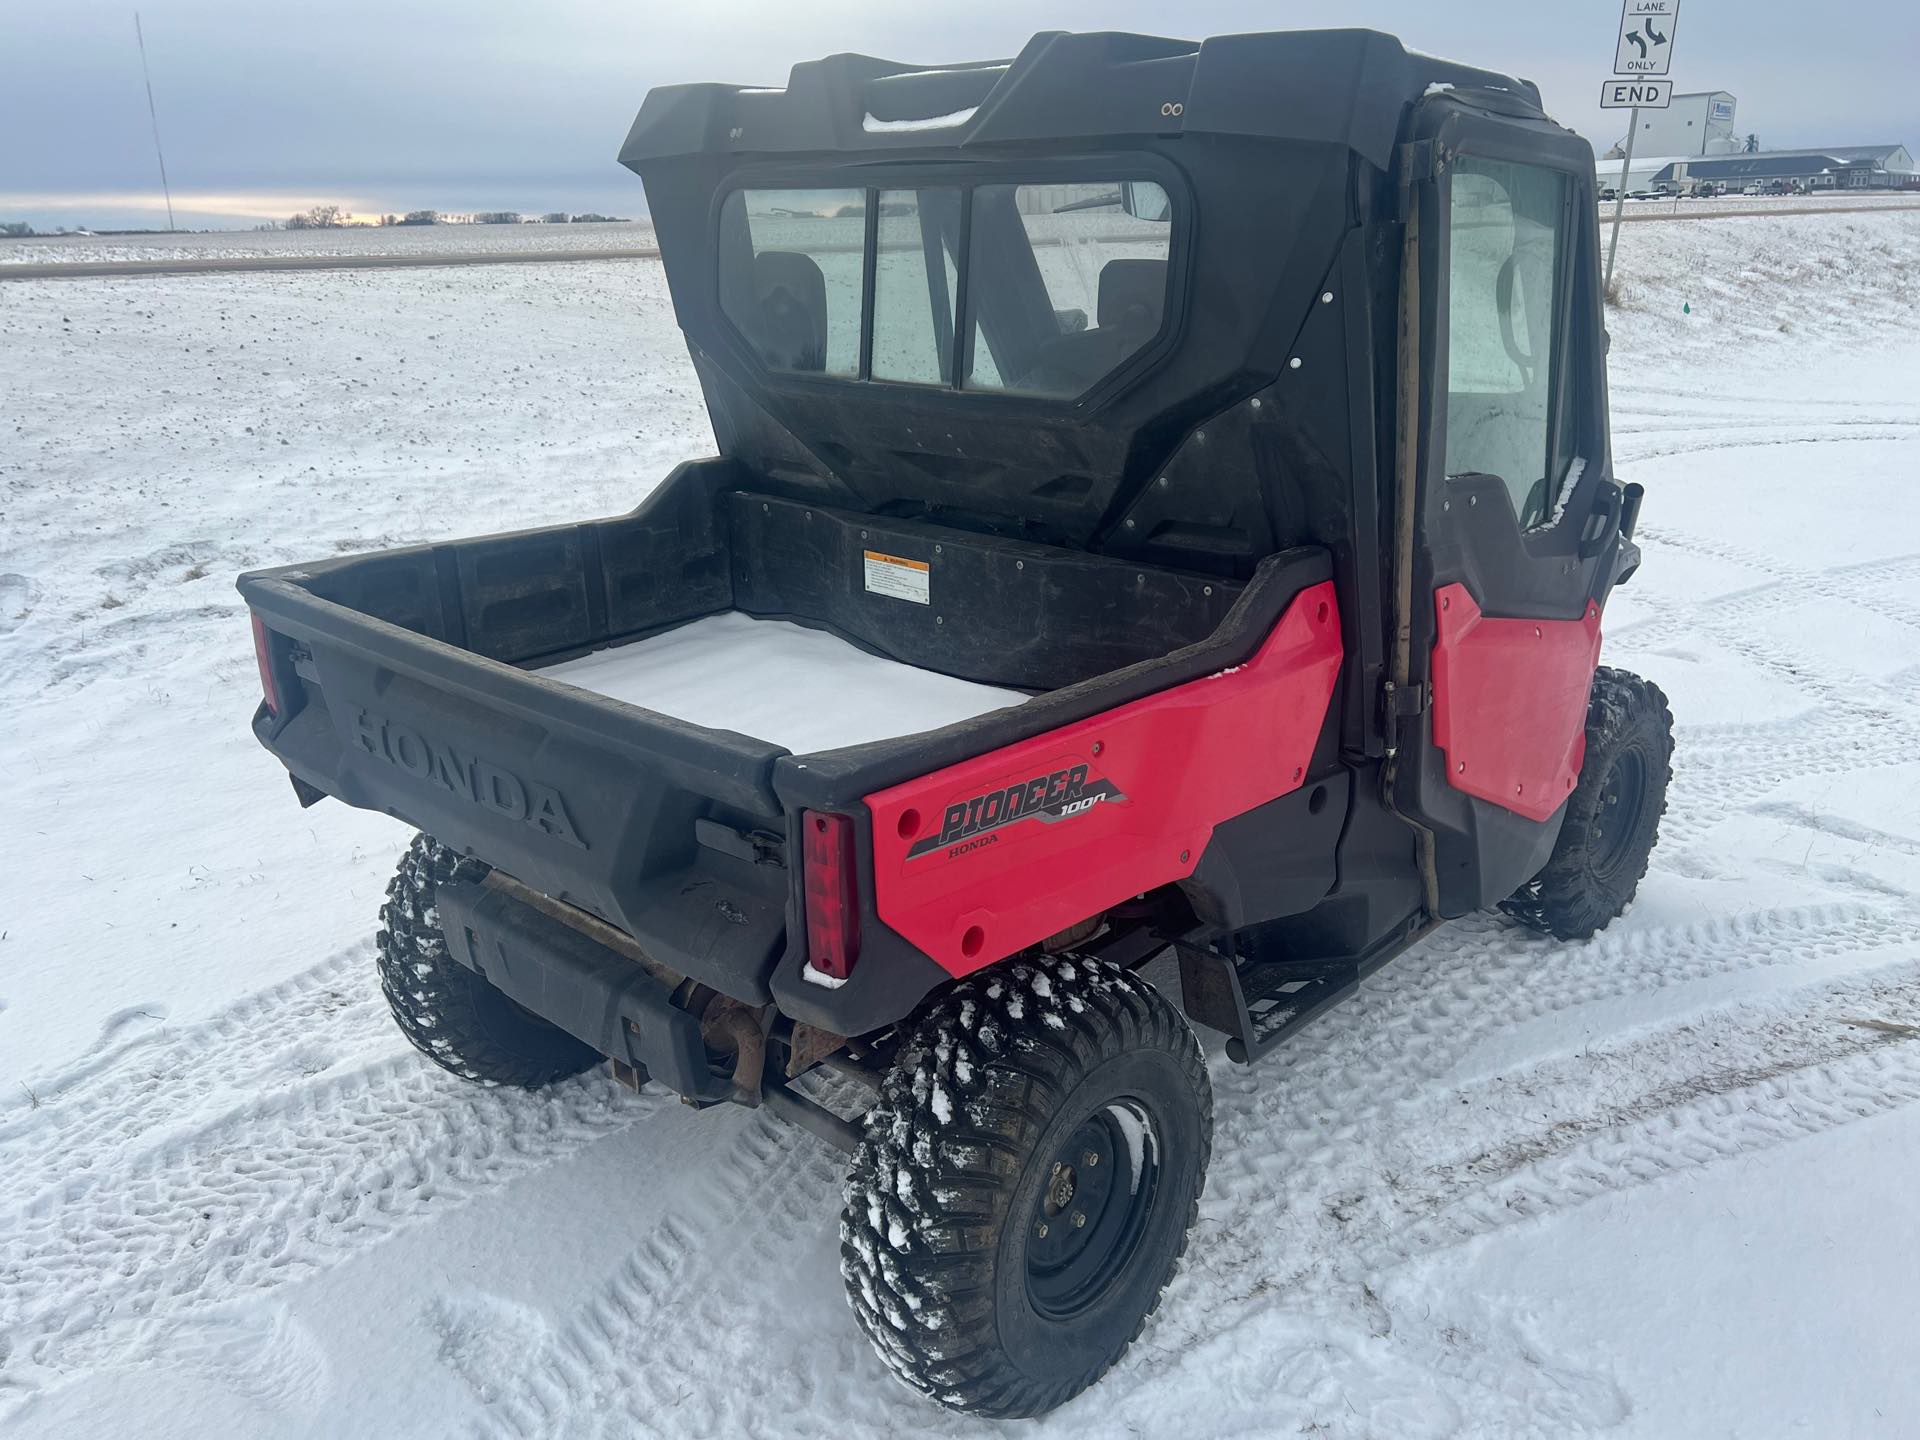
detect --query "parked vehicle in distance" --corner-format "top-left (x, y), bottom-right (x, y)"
top-left (240, 28), bottom-right (1671, 1418)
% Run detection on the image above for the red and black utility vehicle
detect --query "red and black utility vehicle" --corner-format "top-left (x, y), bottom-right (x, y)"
top-left (241, 29), bottom-right (1672, 1418)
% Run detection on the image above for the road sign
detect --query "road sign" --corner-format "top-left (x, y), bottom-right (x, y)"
top-left (1614, 0), bottom-right (1680, 76)
top-left (1600, 78), bottom-right (1673, 109)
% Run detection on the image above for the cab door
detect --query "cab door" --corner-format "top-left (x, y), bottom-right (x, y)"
top-left (1388, 97), bottom-right (1640, 918)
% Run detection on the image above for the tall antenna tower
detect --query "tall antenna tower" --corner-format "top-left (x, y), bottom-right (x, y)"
top-left (134, 12), bottom-right (176, 231)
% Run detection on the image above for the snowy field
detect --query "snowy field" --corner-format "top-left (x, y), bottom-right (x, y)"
top-left (3, 208), bottom-right (1919, 1437)
top-left (2, 193), bottom-right (1909, 269)
top-left (0, 220), bottom-right (656, 267)
top-left (1606, 191), bottom-right (1920, 219)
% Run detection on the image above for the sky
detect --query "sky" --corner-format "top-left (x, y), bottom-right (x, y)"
top-left (2, 0), bottom-right (1915, 230)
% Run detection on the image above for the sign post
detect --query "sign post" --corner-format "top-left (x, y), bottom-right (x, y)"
top-left (1602, 0), bottom-right (1681, 294)
top-left (1604, 108), bottom-right (1638, 294)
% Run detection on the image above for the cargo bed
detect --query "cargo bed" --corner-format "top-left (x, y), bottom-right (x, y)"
top-left (239, 462), bottom-right (1268, 1023)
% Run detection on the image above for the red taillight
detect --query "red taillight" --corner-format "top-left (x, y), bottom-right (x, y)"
top-left (251, 613), bottom-right (283, 717)
top-left (802, 810), bottom-right (861, 980)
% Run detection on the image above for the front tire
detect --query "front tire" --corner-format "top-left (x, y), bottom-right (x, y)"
top-left (1503, 666), bottom-right (1674, 940)
top-left (840, 954), bottom-right (1212, 1418)
top-left (376, 834), bottom-right (601, 1088)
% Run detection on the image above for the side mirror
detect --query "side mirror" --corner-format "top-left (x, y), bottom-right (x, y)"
top-left (1120, 182), bottom-right (1171, 222)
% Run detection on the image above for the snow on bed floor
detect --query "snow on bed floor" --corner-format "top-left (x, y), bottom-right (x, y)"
top-left (2, 212), bottom-right (1919, 1439)
top-left (536, 612), bottom-right (1022, 752)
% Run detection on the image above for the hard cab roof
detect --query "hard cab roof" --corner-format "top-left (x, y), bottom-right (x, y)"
top-left (618, 28), bottom-right (1541, 175)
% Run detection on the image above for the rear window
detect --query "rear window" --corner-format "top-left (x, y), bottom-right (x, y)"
top-left (718, 188), bottom-right (864, 377)
top-left (718, 177), bottom-right (1176, 400)
top-left (965, 183), bottom-right (1172, 398)
top-left (871, 188), bottom-right (961, 385)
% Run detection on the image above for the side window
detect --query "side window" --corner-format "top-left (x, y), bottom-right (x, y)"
top-left (870, 189), bottom-right (961, 385)
top-left (964, 181), bottom-right (1172, 398)
top-left (1444, 158), bottom-right (1569, 529)
top-left (718, 188), bottom-right (864, 376)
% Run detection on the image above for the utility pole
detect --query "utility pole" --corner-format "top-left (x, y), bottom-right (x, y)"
top-left (134, 12), bottom-right (176, 232)
top-left (1605, 109), bottom-right (1637, 294)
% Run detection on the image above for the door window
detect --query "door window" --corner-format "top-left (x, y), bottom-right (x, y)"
top-left (1444, 158), bottom-right (1569, 528)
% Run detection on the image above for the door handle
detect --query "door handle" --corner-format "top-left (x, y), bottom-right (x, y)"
top-left (1580, 481), bottom-right (1624, 559)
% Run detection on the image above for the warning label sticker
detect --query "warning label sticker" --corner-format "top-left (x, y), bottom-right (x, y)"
top-left (862, 550), bottom-right (931, 605)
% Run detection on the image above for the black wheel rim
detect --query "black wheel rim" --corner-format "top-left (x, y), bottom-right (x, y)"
top-left (1025, 1098), bottom-right (1161, 1321)
top-left (1590, 749), bottom-right (1648, 880)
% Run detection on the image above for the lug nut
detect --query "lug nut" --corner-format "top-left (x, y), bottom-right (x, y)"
top-left (1035, 1221), bottom-right (1049, 1239)
top-left (1072, 1212), bottom-right (1087, 1228)
top-left (1083, 1151), bottom-right (1099, 1167)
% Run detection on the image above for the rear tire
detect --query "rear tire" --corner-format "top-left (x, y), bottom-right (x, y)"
top-left (1503, 666), bottom-right (1674, 940)
top-left (376, 834), bottom-right (601, 1088)
top-left (840, 954), bottom-right (1211, 1418)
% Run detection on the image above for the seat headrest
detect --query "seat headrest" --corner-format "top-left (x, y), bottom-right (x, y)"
top-left (751, 250), bottom-right (829, 371)
top-left (1097, 258), bottom-right (1167, 333)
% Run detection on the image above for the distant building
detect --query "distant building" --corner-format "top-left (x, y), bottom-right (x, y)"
top-left (1662, 145), bottom-right (1915, 192)
top-left (1595, 154), bottom-right (1696, 194)
top-left (1606, 91), bottom-right (1741, 160)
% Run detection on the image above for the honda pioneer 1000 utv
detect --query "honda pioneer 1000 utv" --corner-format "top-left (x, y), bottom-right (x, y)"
top-left (240, 29), bottom-right (1671, 1418)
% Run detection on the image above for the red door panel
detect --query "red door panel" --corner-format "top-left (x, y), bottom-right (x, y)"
top-left (864, 581), bottom-right (1344, 977)
top-left (1429, 583), bottom-right (1601, 823)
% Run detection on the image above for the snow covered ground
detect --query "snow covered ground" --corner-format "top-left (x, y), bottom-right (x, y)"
top-left (0, 221), bottom-right (657, 267)
top-left (1607, 192), bottom-right (1920, 221)
top-left (2, 209), bottom-right (1918, 1438)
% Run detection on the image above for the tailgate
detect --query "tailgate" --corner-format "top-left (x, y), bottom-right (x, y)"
top-left (242, 573), bottom-right (790, 1002)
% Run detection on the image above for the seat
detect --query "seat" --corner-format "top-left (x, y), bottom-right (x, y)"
top-left (1007, 258), bottom-right (1169, 396)
top-left (749, 250), bottom-right (829, 372)
top-left (1096, 258), bottom-right (1167, 335)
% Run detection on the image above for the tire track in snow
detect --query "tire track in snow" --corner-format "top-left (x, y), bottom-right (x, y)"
top-left (1361, 973), bottom-right (1920, 1271)
top-left (1613, 416), bottom-right (1920, 449)
top-left (1189, 901), bottom-right (1919, 1235)
top-left (1612, 425), bottom-right (1920, 468)
top-left (1173, 962), bottom-right (1920, 1353)
top-left (465, 1111), bottom-right (847, 1440)
top-left (1618, 535), bottom-right (1920, 636)
top-left (1208, 899), bottom-right (1912, 1121)
top-left (1657, 703), bottom-right (1920, 850)
top-left (453, 903), bottom-right (1913, 1433)
top-left (0, 947), bottom-right (664, 1410)
top-left (465, 902), bottom-right (1917, 1437)
top-left (0, 944), bottom-right (377, 1207)
top-left (1603, 540), bottom-right (1920, 708)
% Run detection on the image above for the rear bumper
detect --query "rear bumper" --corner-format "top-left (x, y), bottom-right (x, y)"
top-left (436, 872), bottom-right (732, 1102)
